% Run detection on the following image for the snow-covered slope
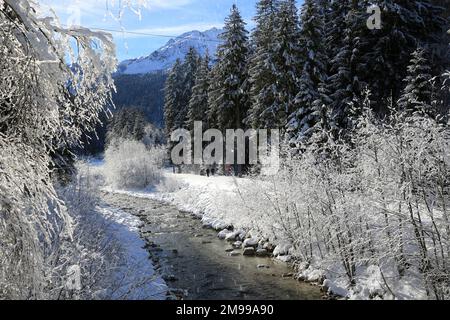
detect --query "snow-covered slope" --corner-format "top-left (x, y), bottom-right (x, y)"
top-left (118, 28), bottom-right (223, 75)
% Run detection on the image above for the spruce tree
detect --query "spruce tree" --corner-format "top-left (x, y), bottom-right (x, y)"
top-left (287, 0), bottom-right (327, 143)
top-left (215, 5), bottom-right (250, 130)
top-left (398, 47), bottom-right (435, 117)
top-left (326, 0), bottom-right (365, 134)
top-left (187, 52), bottom-right (211, 130)
top-left (207, 63), bottom-right (221, 129)
top-left (164, 59), bottom-right (183, 137)
top-left (174, 47), bottom-right (200, 130)
top-left (272, 0), bottom-right (302, 131)
top-left (362, 0), bottom-right (446, 112)
top-left (247, 0), bottom-right (280, 129)
top-left (132, 109), bottom-right (147, 141)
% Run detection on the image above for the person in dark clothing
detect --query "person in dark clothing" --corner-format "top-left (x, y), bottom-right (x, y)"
top-left (211, 162), bottom-right (217, 176)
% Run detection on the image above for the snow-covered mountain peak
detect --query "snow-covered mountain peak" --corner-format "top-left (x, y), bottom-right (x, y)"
top-left (118, 27), bottom-right (223, 75)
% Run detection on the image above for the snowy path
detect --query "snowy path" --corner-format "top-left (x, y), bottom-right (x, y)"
top-left (100, 190), bottom-right (323, 300)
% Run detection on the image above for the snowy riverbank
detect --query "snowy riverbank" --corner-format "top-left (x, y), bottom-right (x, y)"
top-left (97, 205), bottom-right (168, 300)
top-left (102, 169), bottom-right (432, 300)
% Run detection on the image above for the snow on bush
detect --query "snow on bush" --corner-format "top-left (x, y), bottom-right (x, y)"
top-left (54, 161), bottom-right (122, 299)
top-left (104, 139), bottom-right (165, 189)
top-left (0, 0), bottom-right (116, 299)
top-left (151, 107), bottom-right (450, 300)
top-left (55, 161), bottom-right (166, 300)
top-left (237, 108), bottom-right (450, 300)
top-left (0, 0), bottom-right (148, 299)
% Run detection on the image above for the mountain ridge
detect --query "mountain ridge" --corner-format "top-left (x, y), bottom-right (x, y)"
top-left (117, 27), bottom-right (223, 75)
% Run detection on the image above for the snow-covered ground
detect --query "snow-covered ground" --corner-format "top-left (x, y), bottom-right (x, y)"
top-left (106, 171), bottom-right (258, 231)
top-left (101, 169), bottom-right (431, 300)
top-left (97, 205), bottom-right (167, 300)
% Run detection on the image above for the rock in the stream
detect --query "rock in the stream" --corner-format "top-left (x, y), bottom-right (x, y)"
top-left (233, 241), bottom-right (243, 249)
top-left (225, 230), bottom-right (245, 242)
top-left (256, 249), bottom-right (269, 257)
top-left (273, 242), bottom-right (293, 257)
top-left (243, 247), bottom-right (256, 256)
top-left (212, 221), bottom-right (232, 231)
top-left (218, 229), bottom-right (232, 240)
top-left (225, 248), bottom-right (235, 253)
top-left (243, 238), bottom-right (259, 248)
top-left (229, 251), bottom-right (241, 257)
top-left (276, 255), bottom-right (292, 263)
top-left (257, 264), bottom-right (270, 269)
top-left (202, 223), bottom-right (212, 229)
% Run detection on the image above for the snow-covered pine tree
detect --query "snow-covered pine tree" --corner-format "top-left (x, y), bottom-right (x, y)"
top-left (271, 0), bottom-right (302, 131)
top-left (247, 0), bottom-right (280, 129)
top-left (437, 26), bottom-right (450, 120)
top-left (444, 28), bottom-right (450, 96)
top-left (323, 0), bottom-right (343, 65)
top-left (326, 0), bottom-right (366, 135)
top-left (131, 109), bottom-right (147, 141)
top-left (215, 5), bottom-right (250, 131)
top-left (106, 108), bottom-right (147, 145)
top-left (187, 52), bottom-right (211, 131)
top-left (398, 47), bottom-right (436, 117)
top-left (207, 63), bottom-right (221, 129)
top-left (362, 0), bottom-right (446, 113)
top-left (311, 80), bottom-right (333, 138)
top-left (174, 47), bottom-right (201, 130)
top-left (287, 0), bottom-right (327, 144)
top-left (164, 59), bottom-right (183, 136)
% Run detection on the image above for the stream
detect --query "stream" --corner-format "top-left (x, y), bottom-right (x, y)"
top-left (101, 191), bottom-right (324, 300)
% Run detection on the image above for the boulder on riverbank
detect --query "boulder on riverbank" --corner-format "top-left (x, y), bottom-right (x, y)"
top-left (273, 242), bottom-right (293, 257)
top-left (243, 247), bottom-right (256, 256)
top-left (218, 229), bottom-right (232, 240)
top-left (233, 241), bottom-right (243, 249)
top-left (256, 249), bottom-right (269, 257)
top-left (225, 230), bottom-right (245, 242)
top-left (243, 238), bottom-right (259, 248)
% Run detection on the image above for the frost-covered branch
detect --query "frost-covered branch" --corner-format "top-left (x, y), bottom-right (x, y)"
top-left (0, 0), bottom-right (126, 299)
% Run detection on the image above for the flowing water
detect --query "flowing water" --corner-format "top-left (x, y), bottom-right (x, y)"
top-left (101, 191), bottom-right (324, 300)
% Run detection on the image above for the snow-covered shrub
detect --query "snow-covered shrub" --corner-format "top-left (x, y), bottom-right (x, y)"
top-left (0, 0), bottom-right (145, 299)
top-left (237, 107), bottom-right (450, 299)
top-left (104, 139), bottom-right (165, 189)
top-left (53, 161), bottom-right (122, 299)
top-left (142, 124), bottom-right (166, 147)
top-left (54, 161), bottom-right (163, 300)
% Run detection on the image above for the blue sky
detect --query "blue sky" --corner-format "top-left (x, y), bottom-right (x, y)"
top-left (39, 0), bottom-right (302, 62)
